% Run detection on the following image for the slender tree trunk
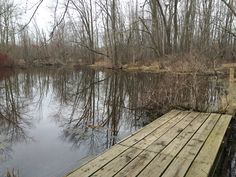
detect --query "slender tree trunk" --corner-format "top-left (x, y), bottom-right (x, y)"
top-left (111, 0), bottom-right (118, 67)
top-left (174, 0), bottom-right (178, 52)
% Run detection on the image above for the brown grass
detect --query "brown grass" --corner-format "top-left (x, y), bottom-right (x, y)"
top-left (90, 59), bottom-right (113, 68)
top-left (123, 53), bottom-right (213, 73)
top-left (123, 62), bottom-right (165, 73)
top-left (161, 53), bottom-right (206, 72)
top-left (9, 52), bottom-right (222, 74)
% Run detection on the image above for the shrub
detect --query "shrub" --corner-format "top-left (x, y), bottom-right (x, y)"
top-left (0, 53), bottom-right (11, 66)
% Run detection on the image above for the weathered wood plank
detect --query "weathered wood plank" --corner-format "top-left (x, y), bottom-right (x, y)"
top-left (137, 113), bottom-right (217, 177)
top-left (185, 115), bottom-right (232, 177)
top-left (114, 151), bottom-right (157, 177)
top-left (66, 144), bottom-right (128, 177)
top-left (67, 110), bottom-right (180, 177)
top-left (161, 113), bottom-right (221, 177)
top-left (146, 111), bottom-right (200, 153)
top-left (222, 63), bottom-right (236, 68)
top-left (66, 111), bottom-right (232, 177)
top-left (115, 112), bottom-right (209, 177)
top-left (132, 111), bottom-right (190, 150)
top-left (229, 68), bottom-right (235, 81)
top-left (91, 147), bottom-right (142, 177)
top-left (119, 110), bottom-right (182, 147)
top-left (91, 112), bottom-right (193, 177)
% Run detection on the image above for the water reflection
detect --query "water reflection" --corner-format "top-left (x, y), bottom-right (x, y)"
top-left (0, 68), bottom-right (233, 177)
top-left (53, 70), bottom-right (145, 151)
top-left (0, 73), bottom-right (33, 163)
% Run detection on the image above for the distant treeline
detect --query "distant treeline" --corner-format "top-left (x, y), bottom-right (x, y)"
top-left (0, 0), bottom-right (235, 68)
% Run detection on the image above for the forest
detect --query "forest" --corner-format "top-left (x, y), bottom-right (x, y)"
top-left (0, 0), bottom-right (234, 70)
top-left (0, 0), bottom-right (236, 177)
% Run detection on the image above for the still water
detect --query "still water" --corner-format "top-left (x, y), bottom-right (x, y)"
top-left (0, 68), bottom-right (234, 177)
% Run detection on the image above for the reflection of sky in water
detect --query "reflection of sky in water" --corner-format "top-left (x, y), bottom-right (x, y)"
top-left (0, 69), bottom-right (145, 177)
top-left (0, 68), bottom-right (233, 177)
top-left (1, 84), bottom-right (95, 177)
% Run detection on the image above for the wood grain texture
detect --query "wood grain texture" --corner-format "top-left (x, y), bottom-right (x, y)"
top-left (185, 115), bottom-right (232, 177)
top-left (66, 110), bottom-right (232, 177)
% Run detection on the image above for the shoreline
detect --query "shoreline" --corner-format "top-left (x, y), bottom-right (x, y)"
top-left (9, 63), bottom-right (226, 76)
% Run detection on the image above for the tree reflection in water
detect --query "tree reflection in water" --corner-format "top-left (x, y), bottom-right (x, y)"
top-left (0, 70), bottom-right (32, 163)
top-left (50, 69), bottom-right (228, 153)
top-left (53, 69), bottom-right (144, 151)
top-left (0, 68), bottom-right (232, 177)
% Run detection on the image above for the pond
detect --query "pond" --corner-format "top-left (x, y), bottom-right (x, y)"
top-left (0, 67), bottom-right (235, 177)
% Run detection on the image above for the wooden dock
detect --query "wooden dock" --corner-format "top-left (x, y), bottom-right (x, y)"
top-left (66, 110), bottom-right (232, 177)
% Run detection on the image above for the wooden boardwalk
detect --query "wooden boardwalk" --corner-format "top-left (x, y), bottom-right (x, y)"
top-left (66, 110), bottom-right (232, 177)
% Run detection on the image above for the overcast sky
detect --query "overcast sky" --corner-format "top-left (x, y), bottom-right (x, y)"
top-left (14, 0), bottom-right (146, 36)
top-left (16, 0), bottom-right (54, 32)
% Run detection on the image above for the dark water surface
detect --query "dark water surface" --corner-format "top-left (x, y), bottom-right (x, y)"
top-left (0, 68), bottom-right (235, 177)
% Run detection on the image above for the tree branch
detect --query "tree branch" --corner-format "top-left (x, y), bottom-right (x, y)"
top-left (221, 0), bottom-right (236, 16)
top-left (71, 41), bottom-right (110, 58)
top-left (49, 0), bottom-right (71, 39)
top-left (20, 0), bottom-right (44, 31)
